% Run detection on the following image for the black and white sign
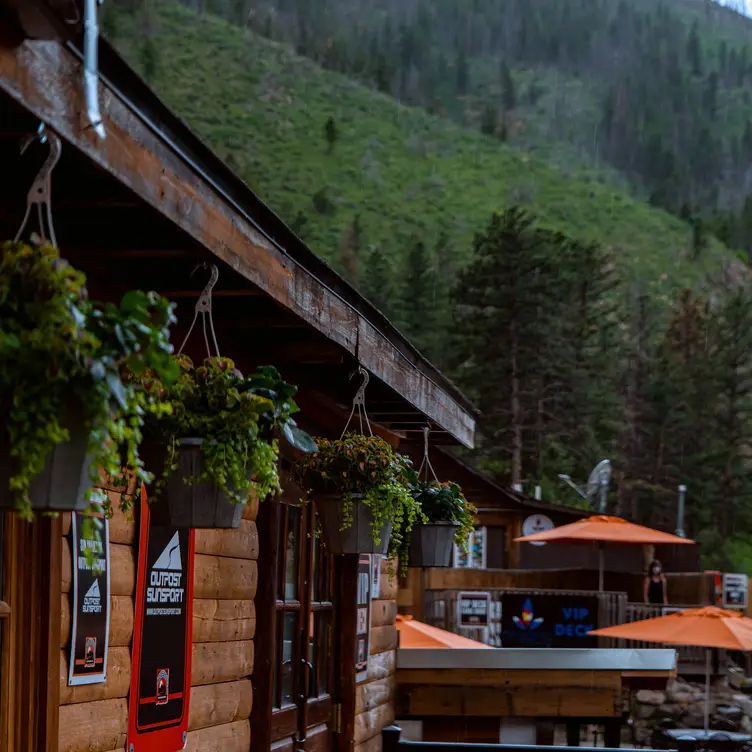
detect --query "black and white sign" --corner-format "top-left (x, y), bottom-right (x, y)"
top-left (128, 488), bottom-right (194, 751)
top-left (723, 573), bottom-right (748, 609)
top-left (458, 591), bottom-right (490, 628)
top-left (68, 511), bottom-right (111, 686)
top-left (356, 554), bottom-right (372, 683)
top-left (371, 554), bottom-right (381, 600)
top-left (521, 514), bottom-right (554, 547)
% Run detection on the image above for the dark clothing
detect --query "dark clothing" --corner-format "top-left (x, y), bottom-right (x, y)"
top-left (648, 577), bottom-right (665, 605)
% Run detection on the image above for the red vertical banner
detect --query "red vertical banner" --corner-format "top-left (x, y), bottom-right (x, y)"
top-left (128, 486), bottom-right (195, 751)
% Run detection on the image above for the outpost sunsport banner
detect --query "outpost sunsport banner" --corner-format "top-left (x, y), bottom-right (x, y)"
top-left (127, 487), bottom-right (195, 752)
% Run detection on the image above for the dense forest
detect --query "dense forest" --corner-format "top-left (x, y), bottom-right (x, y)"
top-left (158, 0), bottom-right (752, 254)
top-left (105, 0), bottom-right (752, 571)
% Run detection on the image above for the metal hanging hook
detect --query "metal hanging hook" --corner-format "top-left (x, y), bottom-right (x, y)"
top-left (15, 124), bottom-right (62, 247)
top-left (178, 263), bottom-right (221, 359)
top-left (341, 366), bottom-right (372, 438)
top-left (418, 424), bottom-right (439, 483)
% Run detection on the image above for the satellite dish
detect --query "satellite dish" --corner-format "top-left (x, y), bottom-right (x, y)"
top-left (521, 514), bottom-right (554, 547)
top-left (586, 459), bottom-right (611, 512)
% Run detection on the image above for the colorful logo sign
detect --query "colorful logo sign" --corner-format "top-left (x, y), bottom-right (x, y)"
top-left (512, 598), bottom-right (544, 630)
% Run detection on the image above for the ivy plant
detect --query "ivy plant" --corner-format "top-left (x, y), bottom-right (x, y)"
top-left (140, 356), bottom-right (316, 504)
top-left (0, 240), bottom-right (177, 525)
top-left (292, 433), bottom-right (424, 564)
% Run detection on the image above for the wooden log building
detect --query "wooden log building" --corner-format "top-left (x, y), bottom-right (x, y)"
top-left (0, 4), bottom-right (478, 750)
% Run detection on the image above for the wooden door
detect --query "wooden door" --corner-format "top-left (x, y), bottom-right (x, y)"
top-left (255, 492), bottom-right (338, 752)
top-left (0, 512), bottom-right (60, 752)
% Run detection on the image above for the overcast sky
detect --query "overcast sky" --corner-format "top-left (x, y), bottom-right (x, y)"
top-left (715, 0), bottom-right (751, 17)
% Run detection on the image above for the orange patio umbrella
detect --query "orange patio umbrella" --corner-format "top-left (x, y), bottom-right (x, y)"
top-left (515, 515), bottom-right (694, 591)
top-left (590, 607), bottom-right (752, 730)
top-left (396, 614), bottom-right (493, 649)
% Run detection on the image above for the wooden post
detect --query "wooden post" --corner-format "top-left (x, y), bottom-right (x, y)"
top-left (604, 719), bottom-right (621, 749)
top-left (382, 724), bottom-right (402, 752)
top-left (566, 721), bottom-right (581, 747)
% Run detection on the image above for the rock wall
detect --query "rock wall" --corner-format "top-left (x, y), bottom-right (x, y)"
top-left (632, 679), bottom-right (752, 744)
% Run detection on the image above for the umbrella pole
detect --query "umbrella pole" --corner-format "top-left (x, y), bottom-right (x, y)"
top-left (704, 648), bottom-right (711, 732)
top-left (599, 543), bottom-right (605, 592)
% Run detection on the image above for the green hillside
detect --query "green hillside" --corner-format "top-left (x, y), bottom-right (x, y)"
top-left (107, 1), bottom-right (742, 302)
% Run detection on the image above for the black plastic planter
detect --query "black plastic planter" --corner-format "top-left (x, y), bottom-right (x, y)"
top-left (0, 407), bottom-right (92, 514)
top-left (315, 494), bottom-right (393, 555)
top-left (154, 438), bottom-right (244, 529)
top-left (408, 522), bottom-right (458, 567)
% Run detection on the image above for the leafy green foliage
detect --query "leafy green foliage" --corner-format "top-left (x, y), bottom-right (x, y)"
top-left (141, 356), bottom-right (315, 504)
top-left (293, 433), bottom-right (422, 562)
top-left (0, 241), bottom-right (177, 521)
top-left (408, 477), bottom-right (476, 542)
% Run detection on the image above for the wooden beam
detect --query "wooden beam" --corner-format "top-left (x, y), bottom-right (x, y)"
top-left (0, 39), bottom-right (475, 448)
top-left (397, 684), bottom-right (619, 718)
top-left (162, 289), bottom-right (265, 298)
top-left (396, 668), bottom-right (622, 690)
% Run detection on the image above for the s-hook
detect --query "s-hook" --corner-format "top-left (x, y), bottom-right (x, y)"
top-left (340, 366), bottom-right (372, 438)
top-left (14, 123), bottom-right (62, 248)
top-left (178, 263), bottom-right (221, 359)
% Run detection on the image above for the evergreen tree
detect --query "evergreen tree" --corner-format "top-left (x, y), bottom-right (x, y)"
top-left (686, 20), bottom-right (703, 76)
top-left (339, 214), bottom-right (362, 284)
top-left (324, 116), bottom-right (338, 154)
top-left (361, 245), bottom-right (393, 315)
top-left (398, 237), bottom-right (439, 360)
top-left (480, 105), bottom-right (497, 137)
top-left (500, 60), bottom-right (516, 112)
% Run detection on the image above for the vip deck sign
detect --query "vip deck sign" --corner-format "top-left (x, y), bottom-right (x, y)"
top-left (128, 487), bottom-right (195, 751)
top-left (500, 593), bottom-right (598, 648)
top-left (356, 554), bottom-right (372, 683)
top-left (457, 591), bottom-right (490, 628)
top-left (68, 510), bottom-right (111, 686)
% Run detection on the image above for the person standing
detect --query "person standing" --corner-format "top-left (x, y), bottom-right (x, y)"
top-left (644, 559), bottom-right (668, 605)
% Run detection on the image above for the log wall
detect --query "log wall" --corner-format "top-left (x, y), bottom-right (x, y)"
top-left (58, 494), bottom-right (259, 752)
top-left (355, 557), bottom-right (398, 752)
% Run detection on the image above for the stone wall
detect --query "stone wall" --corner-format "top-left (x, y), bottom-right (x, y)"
top-left (632, 679), bottom-right (752, 744)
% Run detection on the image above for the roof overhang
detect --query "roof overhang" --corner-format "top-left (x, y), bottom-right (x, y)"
top-left (0, 25), bottom-right (476, 446)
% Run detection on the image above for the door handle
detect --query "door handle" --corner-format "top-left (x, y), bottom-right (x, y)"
top-left (302, 659), bottom-right (315, 697)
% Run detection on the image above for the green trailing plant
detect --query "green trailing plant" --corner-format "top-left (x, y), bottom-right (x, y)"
top-left (0, 240), bottom-right (178, 526)
top-left (141, 355), bottom-right (316, 504)
top-left (292, 433), bottom-right (423, 564)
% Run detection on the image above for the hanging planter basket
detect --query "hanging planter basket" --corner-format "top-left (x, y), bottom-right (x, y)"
top-left (408, 522), bottom-right (458, 568)
top-left (315, 494), bottom-right (393, 555)
top-left (151, 438), bottom-right (244, 529)
top-left (0, 406), bottom-right (92, 513)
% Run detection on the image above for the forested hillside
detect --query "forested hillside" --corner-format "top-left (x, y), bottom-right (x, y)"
top-left (168, 0), bottom-right (752, 253)
top-left (105, 0), bottom-right (752, 571)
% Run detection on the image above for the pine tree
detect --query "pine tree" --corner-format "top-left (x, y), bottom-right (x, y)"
top-left (361, 246), bottom-right (393, 315)
top-left (686, 21), bottom-right (703, 76)
top-left (480, 105), bottom-right (497, 137)
top-left (398, 237), bottom-right (438, 360)
top-left (324, 116), bottom-right (338, 154)
top-left (339, 214), bottom-right (362, 284)
top-left (500, 60), bottom-right (516, 112)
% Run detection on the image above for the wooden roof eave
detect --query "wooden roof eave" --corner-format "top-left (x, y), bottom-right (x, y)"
top-left (0, 32), bottom-right (476, 448)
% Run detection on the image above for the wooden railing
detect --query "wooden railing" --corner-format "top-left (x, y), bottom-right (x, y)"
top-left (382, 725), bottom-right (684, 752)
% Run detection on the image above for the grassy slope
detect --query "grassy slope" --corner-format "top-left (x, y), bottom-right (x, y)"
top-left (110, 2), bottom-right (741, 300)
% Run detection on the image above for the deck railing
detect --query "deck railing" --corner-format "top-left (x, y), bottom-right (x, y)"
top-left (382, 726), bottom-right (685, 752)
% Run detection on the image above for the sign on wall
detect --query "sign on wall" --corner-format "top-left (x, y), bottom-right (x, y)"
top-left (356, 554), bottom-right (372, 683)
top-left (68, 509), bottom-right (111, 686)
top-left (457, 591), bottom-right (491, 628)
top-left (128, 487), bottom-right (195, 752)
top-left (454, 527), bottom-right (486, 569)
top-left (521, 514), bottom-right (554, 547)
top-left (371, 554), bottom-right (381, 600)
top-left (723, 573), bottom-right (748, 609)
top-left (500, 593), bottom-right (598, 648)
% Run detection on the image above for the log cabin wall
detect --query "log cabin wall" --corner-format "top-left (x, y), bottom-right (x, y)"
top-left (355, 557), bottom-right (398, 752)
top-left (58, 492), bottom-right (259, 751)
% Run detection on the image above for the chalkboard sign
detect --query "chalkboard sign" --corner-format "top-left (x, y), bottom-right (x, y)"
top-left (501, 593), bottom-right (598, 648)
top-left (128, 487), bottom-right (195, 752)
top-left (68, 510), bottom-right (111, 686)
top-left (356, 554), bottom-right (372, 683)
top-left (458, 591), bottom-right (490, 628)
